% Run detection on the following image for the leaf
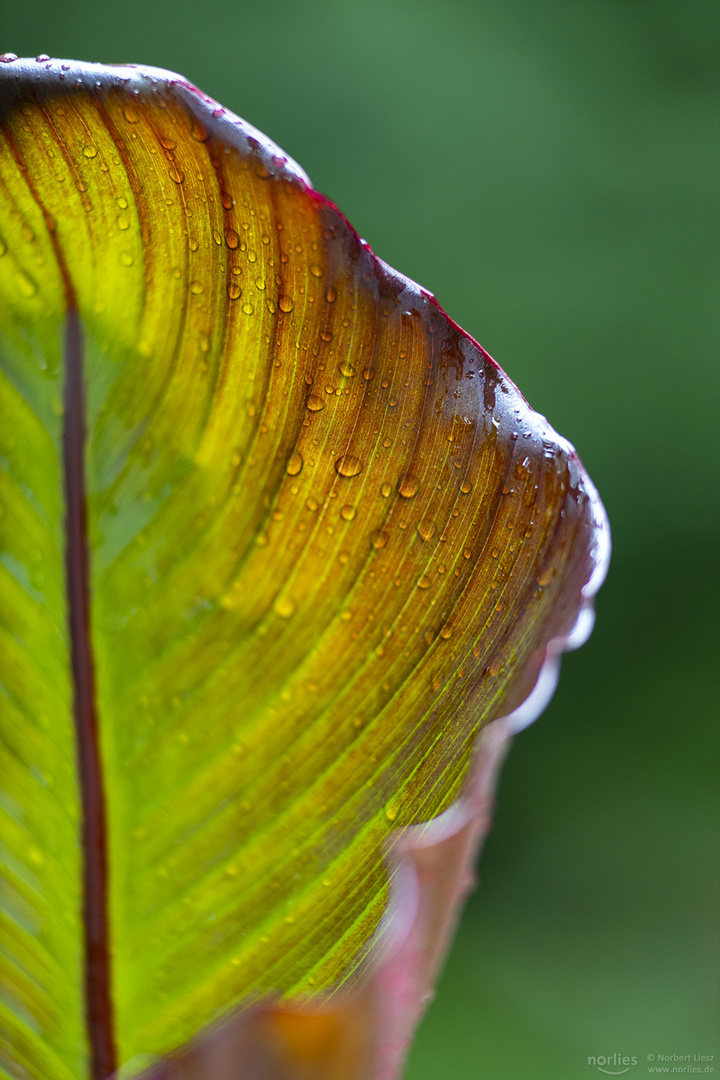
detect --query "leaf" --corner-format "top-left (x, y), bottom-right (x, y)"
top-left (0, 57), bottom-right (609, 1080)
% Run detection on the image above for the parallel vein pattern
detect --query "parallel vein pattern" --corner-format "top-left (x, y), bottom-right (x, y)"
top-left (0, 59), bottom-right (607, 1079)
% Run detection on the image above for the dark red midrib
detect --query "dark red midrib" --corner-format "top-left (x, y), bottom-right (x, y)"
top-left (0, 110), bottom-right (117, 1077)
top-left (63, 309), bottom-right (117, 1080)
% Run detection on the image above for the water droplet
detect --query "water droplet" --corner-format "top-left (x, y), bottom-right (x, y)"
top-left (82, 144), bottom-right (98, 159)
top-left (242, 302), bottom-right (254, 315)
top-left (119, 252), bottom-right (133, 267)
top-left (362, 367), bottom-right (375, 381)
top-left (309, 263), bottom-right (323, 278)
top-left (306, 394), bottom-right (324, 412)
top-left (380, 482), bottom-right (392, 498)
top-left (0, 54), bottom-right (19, 64)
top-left (274, 596), bottom-right (296, 619)
top-left (340, 504), bottom-right (356, 521)
top-left (338, 359), bottom-right (355, 378)
top-left (459, 479), bottom-right (472, 494)
top-left (385, 801), bottom-right (399, 822)
top-left (325, 285), bottom-right (336, 303)
top-left (199, 332), bottom-right (210, 353)
top-left (227, 281), bottom-right (241, 300)
top-left (335, 454), bottom-right (363, 478)
top-left (417, 575), bottom-right (431, 589)
top-left (397, 474), bottom-right (419, 498)
top-left (123, 104), bottom-right (140, 123)
top-left (417, 521), bottom-right (436, 542)
top-left (117, 215), bottom-right (129, 231)
top-left (190, 117), bottom-right (209, 142)
top-left (225, 228), bottom-right (239, 249)
top-left (168, 165), bottom-right (184, 184)
top-left (286, 451), bottom-right (303, 476)
top-left (370, 530), bottom-right (389, 549)
top-left (190, 281), bottom-right (204, 295)
top-left (537, 567), bottom-right (553, 586)
top-left (278, 295), bottom-right (294, 313)
top-left (35, 54), bottom-right (50, 63)
top-left (439, 624), bottom-right (453, 639)
top-left (306, 497), bottom-right (319, 511)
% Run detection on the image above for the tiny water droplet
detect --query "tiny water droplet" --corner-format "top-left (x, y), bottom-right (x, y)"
top-left (119, 252), bottom-right (133, 267)
top-left (338, 359), bottom-right (355, 378)
top-left (278, 295), bottom-right (294, 313)
top-left (397, 474), bottom-right (419, 498)
top-left (370, 530), bottom-right (389, 549)
top-left (123, 104), bottom-right (140, 123)
top-left (227, 281), bottom-right (241, 300)
top-left (117, 215), bottom-right (129, 230)
top-left (417, 575), bottom-right (431, 589)
top-left (190, 117), bottom-right (209, 142)
top-left (309, 263), bottom-right (323, 277)
top-left (380, 482), bottom-right (392, 498)
top-left (306, 497), bottom-right (319, 511)
top-left (325, 285), bottom-right (336, 303)
top-left (459, 479), bottom-right (472, 494)
top-left (168, 165), bottom-right (184, 184)
top-left (286, 451), bottom-right (303, 476)
top-left (335, 454), bottom-right (363, 478)
top-left (274, 596), bottom-right (296, 619)
top-left (362, 367), bottom-right (375, 381)
top-left (340, 504), bottom-right (356, 521)
top-left (190, 281), bottom-right (204, 295)
top-left (439, 624), bottom-right (453, 639)
top-left (417, 521), bottom-right (436, 542)
top-left (306, 394), bottom-right (325, 412)
top-left (385, 801), bottom-right (400, 822)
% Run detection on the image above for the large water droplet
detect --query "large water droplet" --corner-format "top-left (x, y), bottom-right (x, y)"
top-left (340, 504), bottom-right (356, 521)
top-left (82, 145), bottom-right (98, 159)
top-left (278, 295), bottom-right (294, 313)
top-left (227, 281), bottom-right (241, 300)
top-left (397, 474), bottom-right (419, 498)
top-left (417, 521), bottom-right (436, 542)
top-left (335, 454), bottom-right (363, 478)
top-left (286, 451), bottom-right (303, 476)
top-left (417, 575), bottom-right (431, 589)
top-left (380, 482), bottom-right (392, 498)
top-left (225, 228), bottom-right (239, 249)
top-left (370, 530), bottom-right (389, 549)
top-left (306, 394), bottom-right (325, 412)
top-left (338, 359), bottom-right (355, 378)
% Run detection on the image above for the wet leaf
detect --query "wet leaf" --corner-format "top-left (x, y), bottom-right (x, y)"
top-left (0, 57), bottom-right (608, 1080)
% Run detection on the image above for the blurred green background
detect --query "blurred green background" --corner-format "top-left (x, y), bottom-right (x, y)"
top-left (2, 0), bottom-right (717, 1076)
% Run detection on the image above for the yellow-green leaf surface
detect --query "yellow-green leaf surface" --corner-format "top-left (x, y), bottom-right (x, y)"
top-left (0, 57), bottom-right (609, 1080)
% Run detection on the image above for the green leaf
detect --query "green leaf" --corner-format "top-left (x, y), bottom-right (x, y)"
top-left (0, 57), bottom-right (608, 1080)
